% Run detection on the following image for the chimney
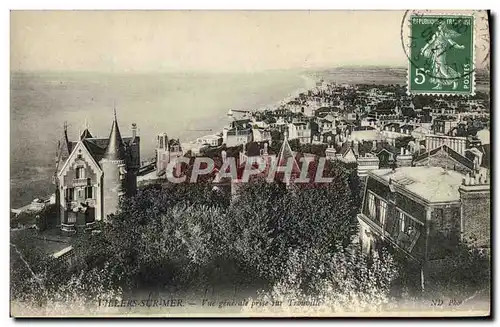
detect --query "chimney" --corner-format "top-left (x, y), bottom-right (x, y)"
top-left (221, 150), bottom-right (227, 163)
top-left (459, 171), bottom-right (491, 247)
top-left (353, 141), bottom-right (359, 154)
top-left (131, 123), bottom-right (137, 139)
top-left (397, 147), bottom-right (413, 167)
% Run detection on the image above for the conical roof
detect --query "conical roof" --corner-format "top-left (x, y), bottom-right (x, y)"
top-left (276, 134), bottom-right (300, 173)
top-left (103, 111), bottom-right (126, 161)
top-left (80, 128), bottom-right (93, 140)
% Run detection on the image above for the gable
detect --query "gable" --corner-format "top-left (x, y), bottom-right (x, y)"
top-left (414, 145), bottom-right (474, 170)
top-left (344, 149), bottom-right (357, 162)
top-left (58, 141), bottom-right (103, 181)
top-left (414, 146), bottom-right (474, 173)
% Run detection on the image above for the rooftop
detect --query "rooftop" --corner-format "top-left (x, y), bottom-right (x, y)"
top-left (371, 166), bottom-right (465, 203)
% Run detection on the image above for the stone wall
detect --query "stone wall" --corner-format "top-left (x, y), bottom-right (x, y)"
top-left (460, 183), bottom-right (490, 247)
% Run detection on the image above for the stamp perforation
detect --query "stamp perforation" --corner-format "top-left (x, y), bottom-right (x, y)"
top-left (404, 10), bottom-right (477, 97)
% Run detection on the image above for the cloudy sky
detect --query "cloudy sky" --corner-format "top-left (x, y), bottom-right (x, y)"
top-left (11, 10), bottom-right (489, 72)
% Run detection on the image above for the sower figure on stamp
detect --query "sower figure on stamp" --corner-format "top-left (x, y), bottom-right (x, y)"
top-left (420, 21), bottom-right (465, 90)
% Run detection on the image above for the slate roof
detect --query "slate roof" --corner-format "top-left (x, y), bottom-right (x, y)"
top-left (80, 128), bottom-right (94, 140)
top-left (82, 139), bottom-right (107, 166)
top-left (414, 144), bottom-right (475, 171)
top-left (103, 117), bottom-right (126, 161)
top-left (371, 166), bottom-right (464, 203)
top-left (276, 136), bottom-right (300, 174)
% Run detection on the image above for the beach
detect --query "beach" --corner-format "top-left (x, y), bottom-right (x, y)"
top-left (10, 70), bottom-right (315, 208)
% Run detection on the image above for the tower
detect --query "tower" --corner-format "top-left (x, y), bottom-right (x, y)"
top-left (100, 110), bottom-right (127, 220)
top-left (156, 132), bottom-right (169, 175)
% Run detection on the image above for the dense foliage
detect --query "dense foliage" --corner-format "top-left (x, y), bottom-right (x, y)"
top-left (10, 156), bottom-right (489, 312)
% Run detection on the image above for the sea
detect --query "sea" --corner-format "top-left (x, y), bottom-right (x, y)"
top-left (10, 70), bottom-right (317, 208)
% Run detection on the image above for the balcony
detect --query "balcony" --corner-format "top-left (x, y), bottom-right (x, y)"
top-left (85, 221), bottom-right (96, 232)
top-left (72, 178), bottom-right (88, 187)
top-left (61, 223), bottom-right (76, 235)
top-left (357, 213), bottom-right (384, 236)
top-left (358, 213), bottom-right (421, 255)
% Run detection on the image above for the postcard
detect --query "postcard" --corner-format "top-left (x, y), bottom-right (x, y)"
top-left (10, 9), bottom-right (491, 317)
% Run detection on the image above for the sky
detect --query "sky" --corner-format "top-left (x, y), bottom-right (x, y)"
top-left (10, 10), bottom-right (489, 73)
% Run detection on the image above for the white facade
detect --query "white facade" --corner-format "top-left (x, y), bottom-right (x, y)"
top-left (196, 134), bottom-right (222, 147)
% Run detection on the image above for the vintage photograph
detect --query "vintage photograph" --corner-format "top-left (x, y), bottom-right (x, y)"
top-left (10, 10), bottom-right (491, 317)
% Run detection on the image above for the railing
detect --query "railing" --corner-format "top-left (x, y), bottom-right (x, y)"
top-left (61, 223), bottom-right (76, 234)
top-left (72, 178), bottom-right (88, 187)
top-left (85, 221), bottom-right (96, 232)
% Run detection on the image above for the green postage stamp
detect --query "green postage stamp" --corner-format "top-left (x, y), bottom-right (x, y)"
top-left (408, 15), bottom-right (475, 95)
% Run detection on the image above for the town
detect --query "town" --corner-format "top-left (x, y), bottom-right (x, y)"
top-left (10, 78), bottom-right (491, 310)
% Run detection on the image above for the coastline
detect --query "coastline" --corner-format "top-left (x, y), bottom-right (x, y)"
top-left (10, 71), bottom-right (318, 210)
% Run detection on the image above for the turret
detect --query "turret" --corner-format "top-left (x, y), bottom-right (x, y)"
top-left (100, 110), bottom-right (127, 220)
top-left (156, 132), bottom-right (169, 175)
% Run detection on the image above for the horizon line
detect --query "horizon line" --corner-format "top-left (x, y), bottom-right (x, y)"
top-left (10, 65), bottom-right (411, 74)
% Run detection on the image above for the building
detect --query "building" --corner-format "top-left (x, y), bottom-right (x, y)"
top-left (227, 136), bottom-right (299, 198)
top-left (432, 116), bottom-right (458, 135)
top-left (224, 119), bottom-right (254, 147)
top-left (425, 134), bottom-right (467, 155)
top-left (56, 112), bottom-right (140, 234)
top-left (350, 127), bottom-right (384, 143)
top-left (156, 133), bottom-right (183, 176)
top-left (252, 126), bottom-right (272, 143)
top-left (288, 121), bottom-right (312, 144)
top-left (358, 167), bottom-right (490, 288)
top-left (357, 154), bottom-right (380, 179)
top-left (375, 148), bottom-right (397, 169)
top-left (413, 144), bottom-right (475, 175)
top-left (360, 117), bottom-right (378, 128)
top-left (411, 125), bottom-right (432, 142)
top-left (196, 134), bottom-right (223, 148)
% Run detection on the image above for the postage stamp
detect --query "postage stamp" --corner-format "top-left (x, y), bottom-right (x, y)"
top-left (407, 15), bottom-right (475, 95)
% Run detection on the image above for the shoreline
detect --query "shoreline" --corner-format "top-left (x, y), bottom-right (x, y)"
top-left (180, 73), bottom-right (318, 153)
top-left (11, 72), bottom-right (319, 210)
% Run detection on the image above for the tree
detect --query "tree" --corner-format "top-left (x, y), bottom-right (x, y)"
top-left (426, 241), bottom-right (490, 298)
top-left (71, 182), bottom-right (233, 291)
top-left (226, 160), bottom-right (361, 287)
top-left (394, 136), bottom-right (414, 150)
top-left (10, 229), bottom-right (121, 312)
top-left (248, 244), bottom-right (399, 314)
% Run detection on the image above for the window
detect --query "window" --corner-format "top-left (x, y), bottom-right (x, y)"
top-left (399, 210), bottom-right (419, 235)
top-left (65, 188), bottom-right (74, 201)
top-left (68, 214), bottom-right (76, 224)
top-left (399, 211), bottom-right (405, 232)
top-left (368, 193), bottom-right (376, 219)
top-left (379, 200), bottom-right (387, 225)
top-left (78, 189), bottom-right (83, 198)
top-left (76, 166), bottom-right (85, 179)
top-left (85, 186), bottom-right (93, 199)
